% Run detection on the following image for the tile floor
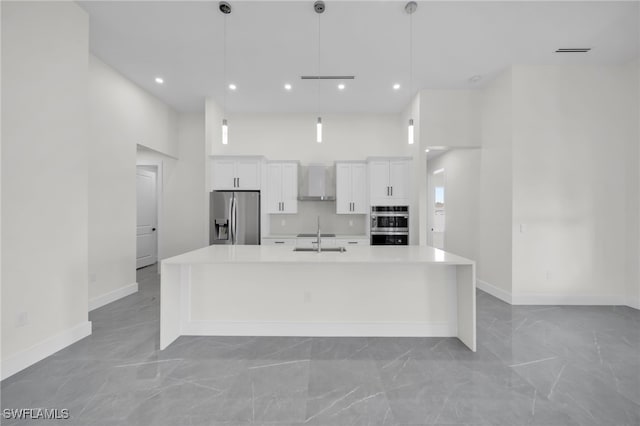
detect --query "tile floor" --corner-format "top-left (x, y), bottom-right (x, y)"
top-left (1, 264), bottom-right (639, 425)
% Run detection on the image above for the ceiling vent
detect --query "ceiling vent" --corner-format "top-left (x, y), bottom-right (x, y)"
top-left (555, 48), bottom-right (591, 53)
top-left (301, 76), bottom-right (355, 80)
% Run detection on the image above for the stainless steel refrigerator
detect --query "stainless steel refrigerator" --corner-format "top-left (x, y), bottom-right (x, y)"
top-left (210, 191), bottom-right (260, 245)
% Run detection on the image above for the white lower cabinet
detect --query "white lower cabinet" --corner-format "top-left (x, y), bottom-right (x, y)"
top-left (295, 237), bottom-right (336, 249)
top-left (262, 238), bottom-right (296, 246)
top-left (335, 237), bottom-right (369, 246)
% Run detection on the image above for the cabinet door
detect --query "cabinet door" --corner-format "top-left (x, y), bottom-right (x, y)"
top-left (236, 160), bottom-right (260, 190)
top-left (369, 161), bottom-right (390, 204)
top-left (281, 163), bottom-right (298, 214)
top-left (211, 159), bottom-right (236, 190)
top-left (262, 238), bottom-right (296, 246)
top-left (389, 160), bottom-right (410, 202)
top-left (266, 163), bottom-right (282, 213)
top-left (335, 238), bottom-right (369, 246)
top-left (350, 163), bottom-right (368, 214)
top-left (335, 163), bottom-right (352, 214)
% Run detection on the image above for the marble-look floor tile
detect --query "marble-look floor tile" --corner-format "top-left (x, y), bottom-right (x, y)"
top-left (306, 359), bottom-right (393, 425)
top-left (2, 267), bottom-right (639, 426)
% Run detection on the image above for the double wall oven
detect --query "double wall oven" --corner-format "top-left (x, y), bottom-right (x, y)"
top-left (370, 206), bottom-right (409, 245)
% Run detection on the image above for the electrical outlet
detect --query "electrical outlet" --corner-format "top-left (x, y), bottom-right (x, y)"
top-left (89, 273), bottom-right (97, 284)
top-left (304, 291), bottom-right (311, 303)
top-left (281, 219), bottom-right (286, 227)
top-left (16, 311), bottom-right (28, 328)
top-left (520, 224), bottom-right (526, 233)
top-left (349, 220), bottom-right (353, 227)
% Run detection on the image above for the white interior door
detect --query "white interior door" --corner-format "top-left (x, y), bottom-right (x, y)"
top-left (136, 168), bottom-right (157, 268)
top-left (429, 169), bottom-right (445, 249)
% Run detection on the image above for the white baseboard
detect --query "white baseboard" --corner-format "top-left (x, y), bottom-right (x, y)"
top-left (89, 282), bottom-right (138, 311)
top-left (1, 321), bottom-right (92, 381)
top-left (511, 293), bottom-right (628, 306)
top-left (626, 297), bottom-right (640, 310)
top-left (476, 279), bottom-right (512, 304)
top-left (182, 320), bottom-right (456, 337)
top-left (475, 279), bottom-right (632, 307)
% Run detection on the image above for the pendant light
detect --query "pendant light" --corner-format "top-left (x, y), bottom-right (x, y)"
top-left (406, 1), bottom-right (417, 145)
top-left (315, 1), bottom-right (325, 143)
top-left (220, 1), bottom-right (231, 145)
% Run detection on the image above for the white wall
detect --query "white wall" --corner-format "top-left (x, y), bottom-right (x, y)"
top-left (427, 149), bottom-right (480, 261)
top-left (88, 56), bottom-right (178, 308)
top-left (137, 113), bottom-right (208, 260)
top-left (477, 69), bottom-right (513, 300)
top-left (511, 65), bottom-right (635, 305)
top-left (634, 60), bottom-right (640, 309)
top-left (208, 111), bottom-right (414, 161)
top-left (420, 89), bottom-right (482, 149)
top-left (628, 59), bottom-right (640, 309)
top-left (1, 2), bottom-right (91, 378)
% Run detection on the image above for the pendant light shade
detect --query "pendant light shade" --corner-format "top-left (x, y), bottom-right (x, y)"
top-left (222, 118), bottom-right (228, 145)
top-left (408, 118), bottom-right (414, 145)
top-left (316, 117), bottom-right (322, 143)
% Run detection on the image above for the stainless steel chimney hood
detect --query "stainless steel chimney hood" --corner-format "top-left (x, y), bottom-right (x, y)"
top-left (298, 164), bottom-right (335, 201)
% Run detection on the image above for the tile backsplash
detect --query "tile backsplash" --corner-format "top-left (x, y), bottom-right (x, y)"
top-left (269, 201), bottom-right (367, 235)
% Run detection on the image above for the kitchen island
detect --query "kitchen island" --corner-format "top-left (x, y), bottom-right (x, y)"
top-left (160, 245), bottom-right (476, 351)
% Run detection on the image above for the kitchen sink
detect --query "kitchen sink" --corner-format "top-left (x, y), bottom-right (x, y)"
top-left (293, 247), bottom-right (346, 253)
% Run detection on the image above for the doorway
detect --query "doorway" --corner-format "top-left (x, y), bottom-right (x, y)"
top-left (429, 168), bottom-right (445, 249)
top-left (136, 166), bottom-right (158, 268)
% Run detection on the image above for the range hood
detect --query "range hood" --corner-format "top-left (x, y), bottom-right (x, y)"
top-left (298, 164), bottom-right (335, 201)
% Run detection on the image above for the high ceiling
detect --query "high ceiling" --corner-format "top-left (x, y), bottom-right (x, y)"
top-left (79, 1), bottom-right (639, 113)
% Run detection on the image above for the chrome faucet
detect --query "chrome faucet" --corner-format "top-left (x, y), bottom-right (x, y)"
top-left (316, 216), bottom-right (321, 253)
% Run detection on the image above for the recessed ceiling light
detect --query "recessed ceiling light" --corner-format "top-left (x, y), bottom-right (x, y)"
top-left (155, 77), bottom-right (164, 84)
top-left (228, 83), bottom-right (237, 90)
top-left (393, 83), bottom-right (401, 90)
top-left (469, 75), bottom-right (482, 83)
top-left (284, 83), bottom-right (292, 91)
top-left (425, 149), bottom-right (430, 153)
top-left (337, 83), bottom-right (345, 90)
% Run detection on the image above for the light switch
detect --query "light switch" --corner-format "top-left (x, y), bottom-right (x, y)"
top-left (519, 224), bottom-right (526, 233)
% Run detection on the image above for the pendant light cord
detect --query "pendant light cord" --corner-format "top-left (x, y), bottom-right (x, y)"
top-left (409, 7), bottom-right (413, 109)
top-left (317, 12), bottom-right (321, 118)
top-left (223, 15), bottom-right (227, 115)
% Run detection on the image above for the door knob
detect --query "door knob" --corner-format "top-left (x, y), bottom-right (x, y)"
top-left (152, 228), bottom-right (156, 231)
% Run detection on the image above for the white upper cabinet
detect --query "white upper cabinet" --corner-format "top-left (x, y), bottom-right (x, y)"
top-left (266, 162), bottom-right (298, 214)
top-left (388, 160), bottom-right (409, 201)
top-left (210, 156), bottom-right (262, 191)
top-left (368, 161), bottom-right (390, 204)
top-left (336, 162), bottom-right (368, 214)
top-left (368, 158), bottom-right (410, 206)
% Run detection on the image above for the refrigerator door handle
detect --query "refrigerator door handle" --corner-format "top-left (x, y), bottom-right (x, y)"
top-left (233, 194), bottom-right (238, 245)
top-left (228, 195), bottom-right (234, 244)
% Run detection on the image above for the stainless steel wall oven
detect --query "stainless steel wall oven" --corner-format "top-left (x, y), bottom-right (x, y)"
top-left (370, 206), bottom-right (409, 245)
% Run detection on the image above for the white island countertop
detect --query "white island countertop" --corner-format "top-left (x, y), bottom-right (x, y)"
top-left (161, 244), bottom-right (476, 352)
top-left (162, 244), bottom-right (475, 266)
